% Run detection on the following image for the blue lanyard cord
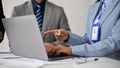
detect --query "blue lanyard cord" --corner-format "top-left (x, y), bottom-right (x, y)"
top-left (93, 1), bottom-right (104, 24)
top-left (98, 1), bottom-right (104, 20)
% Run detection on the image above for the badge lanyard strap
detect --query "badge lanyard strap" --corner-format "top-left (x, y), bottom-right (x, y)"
top-left (95, 1), bottom-right (104, 24)
top-left (91, 1), bottom-right (103, 42)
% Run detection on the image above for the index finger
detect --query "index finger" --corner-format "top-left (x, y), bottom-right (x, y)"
top-left (44, 30), bottom-right (57, 35)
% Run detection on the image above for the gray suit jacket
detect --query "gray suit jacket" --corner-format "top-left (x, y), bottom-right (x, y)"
top-left (11, 0), bottom-right (70, 43)
top-left (65, 0), bottom-right (120, 56)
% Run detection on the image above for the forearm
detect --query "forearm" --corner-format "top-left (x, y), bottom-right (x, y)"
top-left (64, 32), bottom-right (89, 46)
top-left (71, 19), bottom-right (120, 57)
top-left (71, 38), bottom-right (116, 57)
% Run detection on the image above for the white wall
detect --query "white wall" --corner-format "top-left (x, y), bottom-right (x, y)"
top-left (0, 0), bottom-right (96, 51)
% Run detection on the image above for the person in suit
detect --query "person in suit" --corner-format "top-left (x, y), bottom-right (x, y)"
top-left (44, 0), bottom-right (120, 57)
top-left (0, 0), bottom-right (5, 43)
top-left (11, 0), bottom-right (70, 43)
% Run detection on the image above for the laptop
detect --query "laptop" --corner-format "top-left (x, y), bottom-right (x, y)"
top-left (2, 15), bottom-right (72, 61)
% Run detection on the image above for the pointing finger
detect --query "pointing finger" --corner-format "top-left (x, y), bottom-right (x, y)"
top-left (44, 30), bottom-right (57, 35)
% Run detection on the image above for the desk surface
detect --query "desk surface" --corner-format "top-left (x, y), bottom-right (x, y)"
top-left (42, 58), bottom-right (120, 68)
top-left (0, 52), bottom-right (120, 68)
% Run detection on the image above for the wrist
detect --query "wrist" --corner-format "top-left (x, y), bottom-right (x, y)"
top-left (67, 46), bottom-right (72, 56)
top-left (64, 32), bottom-right (69, 42)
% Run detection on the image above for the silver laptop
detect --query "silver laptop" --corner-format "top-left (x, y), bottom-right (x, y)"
top-left (2, 15), bottom-right (72, 61)
top-left (2, 15), bottom-right (50, 60)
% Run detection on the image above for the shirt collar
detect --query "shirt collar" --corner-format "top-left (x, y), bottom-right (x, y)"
top-left (32, 0), bottom-right (46, 9)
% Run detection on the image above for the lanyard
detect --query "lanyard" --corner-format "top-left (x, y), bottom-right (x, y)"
top-left (91, 1), bottom-right (104, 43)
top-left (94, 1), bottom-right (104, 24)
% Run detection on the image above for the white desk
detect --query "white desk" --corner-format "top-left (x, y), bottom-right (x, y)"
top-left (42, 58), bottom-right (120, 68)
top-left (0, 52), bottom-right (120, 68)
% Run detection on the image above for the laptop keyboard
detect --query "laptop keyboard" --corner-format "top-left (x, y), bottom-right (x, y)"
top-left (48, 54), bottom-right (72, 61)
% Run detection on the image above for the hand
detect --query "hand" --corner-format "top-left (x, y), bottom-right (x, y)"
top-left (0, 31), bottom-right (3, 39)
top-left (44, 29), bottom-right (69, 41)
top-left (44, 43), bottom-right (56, 54)
top-left (53, 45), bottom-right (72, 56)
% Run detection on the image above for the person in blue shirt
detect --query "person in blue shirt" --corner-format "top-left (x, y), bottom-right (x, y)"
top-left (0, 0), bottom-right (5, 43)
top-left (44, 0), bottom-right (120, 57)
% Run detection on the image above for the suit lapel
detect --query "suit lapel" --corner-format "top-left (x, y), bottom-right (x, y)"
top-left (100, 0), bottom-right (119, 25)
top-left (27, 0), bottom-right (34, 14)
top-left (42, 1), bottom-right (53, 32)
top-left (28, 1), bottom-right (53, 32)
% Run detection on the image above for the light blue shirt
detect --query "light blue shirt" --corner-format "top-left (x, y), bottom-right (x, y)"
top-left (64, 0), bottom-right (115, 57)
top-left (94, 0), bottom-right (112, 24)
top-left (102, 0), bottom-right (112, 8)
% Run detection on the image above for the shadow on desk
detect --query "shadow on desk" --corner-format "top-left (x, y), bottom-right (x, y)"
top-left (0, 52), bottom-right (11, 54)
top-left (107, 51), bottom-right (120, 61)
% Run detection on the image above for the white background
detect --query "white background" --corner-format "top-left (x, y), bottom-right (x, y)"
top-left (0, 0), bottom-right (96, 51)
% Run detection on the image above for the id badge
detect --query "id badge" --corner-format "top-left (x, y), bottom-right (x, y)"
top-left (91, 23), bottom-right (100, 42)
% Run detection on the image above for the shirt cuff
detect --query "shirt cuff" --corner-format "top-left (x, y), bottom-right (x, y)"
top-left (70, 44), bottom-right (87, 56)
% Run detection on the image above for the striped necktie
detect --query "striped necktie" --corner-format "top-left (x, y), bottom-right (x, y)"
top-left (35, 4), bottom-right (43, 31)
